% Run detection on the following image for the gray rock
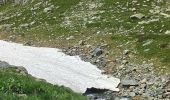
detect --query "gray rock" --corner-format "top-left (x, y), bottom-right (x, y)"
top-left (142, 92), bottom-right (150, 97)
top-left (66, 36), bottom-right (74, 40)
top-left (122, 60), bottom-right (128, 64)
top-left (130, 13), bottom-right (145, 19)
top-left (43, 5), bottom-right (54, 13)
top-left (120, 97), bottom-right (131, 100)
top-left (24, 41), bottom-right (33, 46)
top-left (15, 67), bottom-right (28, 75)
top-left (14, 0), bottom-right (29, 5)
top-left (20, 23), bottom-right (29, 29)
top-left (165, 82), bottom-right (170, 92)
top-left (121, 79), bottom-right (138, 86)
top-left (165, 30), bottom-right (170, 35)
top-left (123, 50), bottom-right (130, 55)
top-left (114, 97), bottom-right (120, 100)
top-left (140, 78), bottom-right (147, 84)
top-left (0, 61), bottom-right (13, 68)
top-left (92, 47), bottom-right (103, 56)
top-left (129, 92), bottom-right (136, 97)
top-left (142, 40), bottom-right (153, 46)
top-left (79, 40), bottom-right (85, 45)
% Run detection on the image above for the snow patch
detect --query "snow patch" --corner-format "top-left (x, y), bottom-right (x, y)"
top-left (0, 40), bottom-right (120, 93)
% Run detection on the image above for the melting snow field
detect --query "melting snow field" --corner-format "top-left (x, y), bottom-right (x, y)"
top-left (0, 40), bottom-right (120, 93)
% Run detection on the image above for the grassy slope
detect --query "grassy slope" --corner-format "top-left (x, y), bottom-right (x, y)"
top-left (0, 0), bottom-right (170, 71)
top-left (0, 68), bottom-right (86, 100)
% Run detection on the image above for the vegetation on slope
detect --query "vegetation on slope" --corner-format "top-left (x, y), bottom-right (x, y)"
top-left (0, 0), bottom-right (170, 71)
top-left (0, 67), bottom-right (86, 100)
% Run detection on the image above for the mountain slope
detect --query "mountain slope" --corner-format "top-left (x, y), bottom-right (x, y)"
top-left (0, 0), bottom-right (170, 71)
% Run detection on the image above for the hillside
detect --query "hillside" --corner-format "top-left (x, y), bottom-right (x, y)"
top-left (0, 61), bottom-right (86, 100)
top-left (0, 0), bottom-right (170, 70)
top-left (0, 0), bottom-right (170, 100)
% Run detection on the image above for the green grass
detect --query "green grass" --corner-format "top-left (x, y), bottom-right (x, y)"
top-left (0, 0), bottom-right (170, 70)
top-left (136, 34), bottom-right (170, 66)
top-left (0, 68), bottom-right (86, 100)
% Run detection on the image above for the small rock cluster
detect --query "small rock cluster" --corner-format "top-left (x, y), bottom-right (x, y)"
top-left (113, 62), bottom-right (170, 100)
top-left (0, 61), bottom-right (28, 75)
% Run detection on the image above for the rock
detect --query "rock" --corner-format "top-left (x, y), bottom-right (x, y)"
top-left (142, 40), bottom-right (153, 46)
top-left (166, 8), bottom-right (170, 12)
top-left (138, 19), bottom-right (159, 24)
top-left (140, 78), bottom-right (147, 84)
top-left (131, 8), bottom-right (136, 11)
top-left (114, 97), bottom-right (120, 100)
top-left (121, 79), bottom-right (138, 86)
top-left (20, 23), bottom-right (29, 29)
top-left (17, 94), bottom-right (27, 97)
top-left (140, 84), bottom-right (147, 89)
top-left (158, 95), bottom-right (163, 99)
top-left (0, 12), bottom-right (3, 16)
top-left (165, 30), bottom-right (170, 35)
top-left (165, 82), bottom-right (170, 92)
top-left (119, 97), bottom-right (131, 100)
top-left (79, 40), bottom-right (85, 45)
top-left (0, 61), bottom-right (12, 68)
top-left (66, 36), bottom-right (74, 40)
top-left (122, 60), bottom-right (128, 64)
top-left (160, 13), bottom-right (170, 18)
top-left (92, 47), bottom-right (103, 56)
top-left (30, 21), bottom-right (35, 25)
top-left (129, 92), bottom-right (136, 97)
top-left (15, 67), bottom-right (28, 75)
top-left (123, 50), bottom-right (130, 55)
top-left (142, 92), bottom-right (150, 97)
top-left (14, 0), bottom-right (29, 5)
top-left (130, 13), bottom-right (145, 19)
top-left (24, 41), bottom-right (33, 46)
top-left (119, 65), bottom-right (125, 69)
top-left (144, 49), bottom-right (150, 52)
top-left (43, 5), bottom-right (54, 13)
top-left (97, 57), bottom-right (107, 67)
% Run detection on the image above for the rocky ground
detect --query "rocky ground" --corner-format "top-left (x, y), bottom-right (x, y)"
top-left (62, 42), bottom-right (170, 100)
top-left (1, 41), bottom-right (170, 100)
